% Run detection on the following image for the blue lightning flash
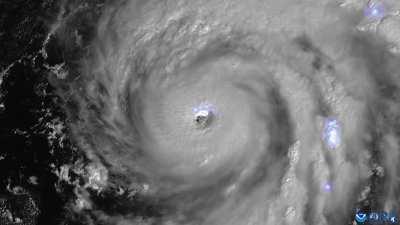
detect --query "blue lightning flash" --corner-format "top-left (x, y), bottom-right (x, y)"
top-left (323, 117), bottom-right (341, 150)
top-left (322, 182), bottom-right (333, 192)
top-left (364, 1), bottom-right (386, 20)
top-left (192, 102), bottom-right (217, 115)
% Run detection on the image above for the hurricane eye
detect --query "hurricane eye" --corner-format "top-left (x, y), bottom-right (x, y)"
top-left (194, 109), bottom-right (213, 128)
top-left (192, 102), bottom-right (217, 129)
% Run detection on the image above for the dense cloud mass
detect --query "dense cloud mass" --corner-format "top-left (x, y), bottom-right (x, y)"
top-left (1, 0), bottom-right (400, 225)
top-left (53, 0), bottom-right (400, 224)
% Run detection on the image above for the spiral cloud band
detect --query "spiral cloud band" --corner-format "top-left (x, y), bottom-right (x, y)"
top-left (53, 0), bottom-right (400, 224)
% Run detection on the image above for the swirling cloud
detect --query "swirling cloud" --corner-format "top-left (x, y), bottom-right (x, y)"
top-left (51, 0), bottom-right (400, 225)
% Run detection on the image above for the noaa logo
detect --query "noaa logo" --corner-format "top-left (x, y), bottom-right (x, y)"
top-left (355, 212), bottom-right (368, 223)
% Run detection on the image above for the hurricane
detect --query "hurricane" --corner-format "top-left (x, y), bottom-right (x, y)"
top-left (46, 0), bottom-right (400, 224)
